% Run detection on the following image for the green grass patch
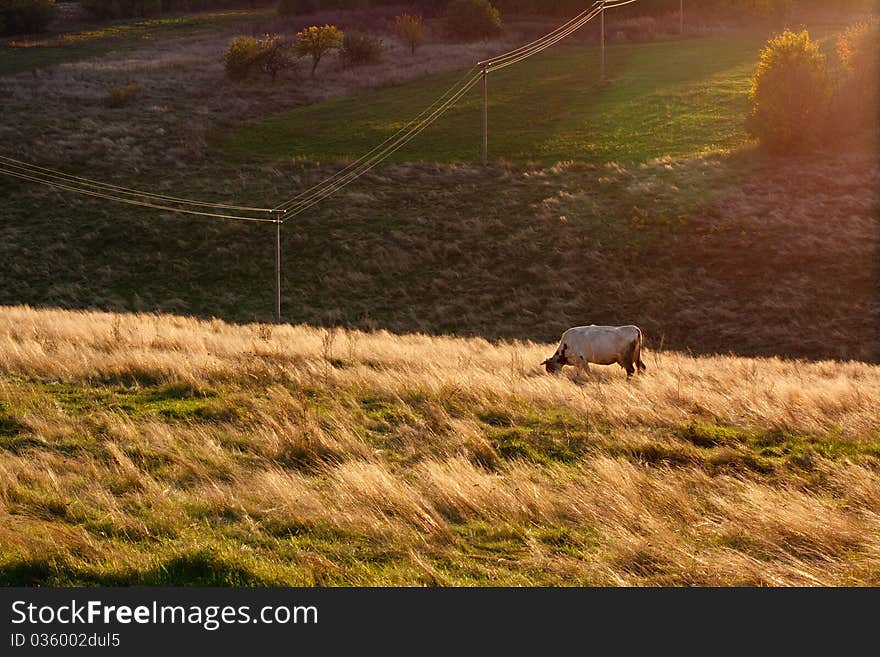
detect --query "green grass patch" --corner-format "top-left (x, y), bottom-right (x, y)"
top-left (221, 32), bottom-right (766, 165)
top-left (480, 406), bottom-right (606, 465)
top-left (677, 421), bottom-right (880, 463)
top-left (36, 380), bottom-right (257, 424)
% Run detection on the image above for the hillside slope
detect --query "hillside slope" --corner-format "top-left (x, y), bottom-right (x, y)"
top-left (2, 306), bottom-right (880, 586)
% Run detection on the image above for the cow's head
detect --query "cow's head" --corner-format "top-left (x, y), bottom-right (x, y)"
top-left (541, 345), bottom-right (566, 374)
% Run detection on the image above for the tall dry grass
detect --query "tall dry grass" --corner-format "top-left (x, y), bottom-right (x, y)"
top-left (1, 305), bottom-right (879, 586)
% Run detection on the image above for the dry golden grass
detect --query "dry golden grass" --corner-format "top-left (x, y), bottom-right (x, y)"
top-left (1, 305), bottom-right (879, 586)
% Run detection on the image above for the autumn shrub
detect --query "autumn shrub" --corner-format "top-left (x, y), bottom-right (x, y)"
top-left (224, 34), bottom-right (296, 83)
top-left (224, 36), bottom-right (261, 81)
top-left (746, 29), bottom-right (831, 153)
top-left (834, 19), bottom-right (879, 131)
top-left (340, 32), bottom-right (384, 67)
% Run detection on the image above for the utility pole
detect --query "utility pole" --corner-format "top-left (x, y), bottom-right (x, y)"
top-left (481, 64), bottom-right (488, 166)
top-left (599, 0), bottom-right (606, 83)
top-left (679, 0), bottom-right (684, 36)
top-left (274, 213), bottom-right (282, 324)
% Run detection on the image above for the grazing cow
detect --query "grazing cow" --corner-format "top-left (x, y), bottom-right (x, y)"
top-left (541, 325), bottom-right (646, 378)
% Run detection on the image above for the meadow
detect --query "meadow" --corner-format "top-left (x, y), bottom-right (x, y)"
top-left (2, 305), bottom-right (880, 586)
top-left (221, 32), bottom-right (766, 164)
top-left (0, 4), bottom-right (878, 586)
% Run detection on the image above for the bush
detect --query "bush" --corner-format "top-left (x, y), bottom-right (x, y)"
top-left (224, 34), bottom-right (296, 83)
top-left (0, 0), bottom-right (56, 35)
top-left (224, 36), bottom-right (261, 81)
top-left (392, 13), bottom-right (425, 55)
top-left (277, 0), bottom-right (314, 16)
top-left (837, 18), bottom-right (879, 85)
top-left (251, 34), bottom-right (296, 82)
top-left (106, 83), bottom-right (140, 108)
top-left (340, 31), bottom-right (384, 67)
top-left (834, 19), bottom-right (879, 132)
top-left (295, 24), bottom-right (343, 77)
top-left (445, 0), bottom-right (501, 41)
top-left (746, 29), bottom-right (831, 153)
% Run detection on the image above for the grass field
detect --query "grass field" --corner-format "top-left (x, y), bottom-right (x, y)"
top-left (2, 305), bottom-right (879, 586)
top-left (1, 5), bottom-right (878, 588)
top-left (221, 32), bottom-right (767, 165)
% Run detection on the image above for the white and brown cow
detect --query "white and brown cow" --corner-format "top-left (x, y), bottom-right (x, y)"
top-left (541, 325), bottom-right (646, 378)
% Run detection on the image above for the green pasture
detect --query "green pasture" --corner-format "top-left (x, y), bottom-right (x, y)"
top-left (221, 32), bottom-right (769, 165)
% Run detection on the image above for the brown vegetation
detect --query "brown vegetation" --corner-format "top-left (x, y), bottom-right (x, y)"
top-left (1, 305), bottom-right (879, 585)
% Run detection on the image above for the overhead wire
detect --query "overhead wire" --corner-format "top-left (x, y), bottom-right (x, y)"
top-left (1, 0), bottom-right (642, 222)
top-left (276, 0), bottom-right (637, 214)
top-left (485, 0), bottom-right (638, 72)
top-left (272, 64), bottom-right (481, 212)
top-left (487, 5), bottom-right (604, 72)
top-left (280, 72), bottom-right (483, 218)
top-left (0, 155), bottom-right (274, 213)
top-left (478, 1), bottom-right (603, 67)
top-left (0, 165), bottom-right (278, 223)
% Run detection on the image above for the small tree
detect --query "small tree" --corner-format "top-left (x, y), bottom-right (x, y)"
top-left (445, 0), bottom-right (501, 42)
top-left (295, 24), bottom-right (343, 77)
top-left (252, 34), bottom-right (296, 83)
top-left (393, 13), bottom-right (425, 55)
top-left (224, 34), bottom-right (295, 83)
top-left (746, 29), bottom-right (831, 153)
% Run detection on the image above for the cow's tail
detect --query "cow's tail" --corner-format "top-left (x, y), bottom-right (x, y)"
top-left (634, 327), bottom-right (646, 372)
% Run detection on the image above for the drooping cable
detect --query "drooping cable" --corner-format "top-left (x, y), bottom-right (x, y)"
top-left (280, 73), bottom-right (483, 218)
top-left (0, 165), bottom-right (278, 223)
top-left (0, 155), bottom-right (275, 213)
top-left (273, 65), bottom-right (481, 212)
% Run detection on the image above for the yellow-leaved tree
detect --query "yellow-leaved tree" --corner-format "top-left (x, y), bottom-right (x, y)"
top-left (295, 24), bottom-right (344, 77)
top-left (393, 13), bottom-right (425, 55)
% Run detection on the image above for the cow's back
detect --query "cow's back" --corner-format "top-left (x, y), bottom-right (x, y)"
top-left (561, 325), bottom-right (640, 365)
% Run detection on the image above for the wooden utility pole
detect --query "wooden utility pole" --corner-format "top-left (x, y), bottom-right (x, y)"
top-left (679, 0), bottom-right (684, 36)
top-left (481, 65), bottom-right (488, 165)
top-left (275, 215), bottom-right (282, 324)
top-left (599, 0), bottom-right (606, 83)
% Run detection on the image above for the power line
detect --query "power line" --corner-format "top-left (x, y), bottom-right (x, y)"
top-left (273, 65), bottom-right (480, 212)
top-left (0, 155), bottom-right (274, 213)
top-left (479, 1), bottom-right (603, 67)
top-left (0, 165), bottom-right (278, 223)
top-left (487, 5), bottom-right (604, 72)
top-left (281, 73), bottom-right (483, 218)
top-left (1, 0), bottom-right (645, 223)
top-left (276, 0), bottom-right (637, 214)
